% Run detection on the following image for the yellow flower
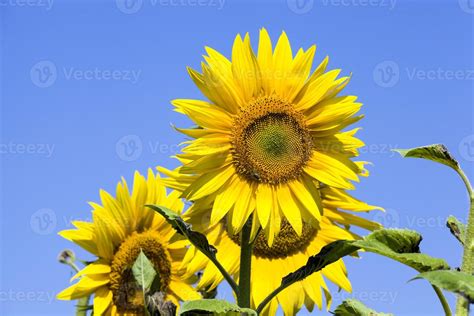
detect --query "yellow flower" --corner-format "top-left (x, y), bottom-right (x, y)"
top-left (57, 170), bottom-right (200, 315)
top-left (159, 28), bottom-right (368, 243)
top-left (181, 187), bottom-right (381, 315)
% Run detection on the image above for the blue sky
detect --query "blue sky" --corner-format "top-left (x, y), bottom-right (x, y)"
top-left (1, 0), bottom-right (473, 315)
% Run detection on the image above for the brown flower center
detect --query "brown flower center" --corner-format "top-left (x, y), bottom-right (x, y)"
top-left (109, 231), bottom-right (171, 313)
top-left (231, 96), bottom-right (312, 185)
top-left (230, 220), bottom-right (318, 259)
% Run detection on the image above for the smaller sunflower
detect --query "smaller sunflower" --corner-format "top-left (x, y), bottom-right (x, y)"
top-left (180, 187), bottom-right (382, 316)
top-left (57, 170), bottom-right (200, 315)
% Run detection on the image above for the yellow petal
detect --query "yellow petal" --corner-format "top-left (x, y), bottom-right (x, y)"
top-left (93, 286), bottom-right (112, 316)
top-left (272, 31), bottom-right (293, 96)
top-left (182, 165), bottom-right (234, 200)
top-left (211, 176), bottom-right (241, 225)
top-left (277, 185), bottom-right (302, 236)
top-left (172, 99), bottom-right (233, 130)
top-left (257, 28), bottom-right (274, 94)
top-left (256, 184), bottom-right (272, 229)
top-left (71, 260), bottom-right (111, 281)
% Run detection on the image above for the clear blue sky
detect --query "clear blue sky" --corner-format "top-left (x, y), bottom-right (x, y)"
top-left (1, 0), bottom-right (473, 315)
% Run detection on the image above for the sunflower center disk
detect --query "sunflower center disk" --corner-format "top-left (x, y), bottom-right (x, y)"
top-left (232, 96), bottom-right (312, 184)
top-left (230, 220), bottom-right (318, 259)
top-left (109, 231), bottom-right (171, 313)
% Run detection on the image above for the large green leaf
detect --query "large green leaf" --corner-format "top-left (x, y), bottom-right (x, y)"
top-left (132, 250), bottom-right (158, 293)
top-left (179, 299), bottom-right (257, 316)
top-left (412, 270), bottom-right (474, 303)
top-left (351, 229), bottom-right (450, 272)
top-left (282, 229), bottom-right (449, 288)
top-left (394, 144), bottom-right (459, 170)
top-left (333, 299), bottom-right (392, 316)
top-left (446, 215), bottom-right (466, 245)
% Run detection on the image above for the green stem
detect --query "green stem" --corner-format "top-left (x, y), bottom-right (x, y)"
top-left (455, 167), bottom-right (474, 316)
top-left (432, 285), bottom-right (452, 316)
top-left (256, 283), bottom-right (285, 314)
top-left (207, 251), bottom-right (240, 297)
top-left (237, 221), bottom-right (253, 308)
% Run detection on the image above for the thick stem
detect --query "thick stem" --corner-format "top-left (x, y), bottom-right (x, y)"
top-left (237, 221), bottom-right (253, 308)
top-left (455, 167), bottom-right (474, 316)
top-left (432, 285), bottom-right (452, 316)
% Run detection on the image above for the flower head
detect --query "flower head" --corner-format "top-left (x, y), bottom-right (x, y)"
top-left (160, 28), bottom-right (368, 243)
top-left (57, 170), bottom-right (200, 315)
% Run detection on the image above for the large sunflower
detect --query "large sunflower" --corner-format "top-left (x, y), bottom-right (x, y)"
top-left (159, 28), bottom-right (368, 243)
top-left (57, 170), bottom-right (200, 315)
top-left (181, 187), bottom-right (381, 315)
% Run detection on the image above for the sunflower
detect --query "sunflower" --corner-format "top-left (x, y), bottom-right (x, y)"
top-left (159, 28), bottom-right (368, 243)
top-left (180, 187), bottom-right (382, 315)
top-left (57, 170), bottom-right (200, 315)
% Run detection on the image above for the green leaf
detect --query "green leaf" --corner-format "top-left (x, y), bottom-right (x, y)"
top-left (446, 215), bottom-right (466, 245)
top-left (333, 299), bottom-right (392, 316)
top-left (147, 205), bottom-right (240, 296)
top-left (411, 270), bottom-right (474, 303)
top-left (179, 299), bottom-right (257, 316)
top-left (352, 229), bottom-right (450, 272)
top-left (282, 229), bottom-right (449, 288)
top-left (393, 144), bottom-right (459, 170)
top-left (282, 240), bottom-right (359, 287)
top-left (146, 205), bottom-right (217, 258)
top-left (132, 250), bottom-right (158, 293)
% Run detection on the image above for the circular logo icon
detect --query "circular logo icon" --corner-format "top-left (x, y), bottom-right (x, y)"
top-left (373, 208), bottom-right (400, 228)
top-left (287, 0), bottom-right (314, 14)
top-left (116, 135), bottom-right (143, 161)
top-left (116, 0), bottom-right (143, 14)
top-left (30, 60), bottom-right (57, 88)
top-left (30, 208), bottom-right (57, 235)
top-left (373, 60), bottom-right (400, 88)
top-left (459, 134), bottom-right (474, 162)
top-left (458, 0), bottom-right (474, 14)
